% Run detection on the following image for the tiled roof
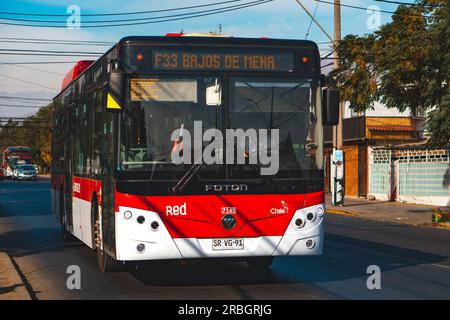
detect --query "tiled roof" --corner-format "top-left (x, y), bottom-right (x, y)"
top-left (368, 125), bottom-right (415, 132)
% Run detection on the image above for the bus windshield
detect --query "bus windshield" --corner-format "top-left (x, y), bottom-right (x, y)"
top-left (119, 76), bottom-right (218, 176)
top-left (119, 75), bottom-right (321, 180)
top-left (229, 77), bottom-right (321, 179)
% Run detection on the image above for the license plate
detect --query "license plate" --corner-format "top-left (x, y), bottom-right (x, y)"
top-left (212, 238), bottom-right (244, 250)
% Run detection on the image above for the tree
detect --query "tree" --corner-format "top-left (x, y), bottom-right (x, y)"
top-left (334, 34), bottom-right (378, 113)
top-left (333, 0), bottom-right (449, 146)
top-left (0, 104), bottom-right (52, 171)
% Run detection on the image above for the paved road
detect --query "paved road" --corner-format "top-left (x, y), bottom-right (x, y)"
top-left (0, 179), bottom-right (449, 299)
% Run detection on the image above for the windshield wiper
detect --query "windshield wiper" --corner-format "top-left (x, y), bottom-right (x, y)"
top-left (171, 158), bottom-right (204, 194)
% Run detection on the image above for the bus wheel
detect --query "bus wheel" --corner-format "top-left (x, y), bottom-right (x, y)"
top-left (92, 198), bottom-right (123, 273)
top-left (246, 257), bottom-right (274, 271)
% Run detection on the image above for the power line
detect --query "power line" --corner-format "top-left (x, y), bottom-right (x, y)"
top-left (0, 61), bottom-right (76, 65)
top-left (305, 1), bottom-right (320, 39)
top-left (0, 53), bottom-right (100, 57)
top-left (0, 95), bottom-right (51, 101)
top-left (0, 103), bottom-right (45, 109)
top-left (321, 50), bottom-right (334, 59)
top-left (0, 74), bottom-right (56, 90)
top-left (312, 0), bottom-right (434, 18)
top-left (0, 1), bottom-right (266, 24)
top-left (3, 64), bottom-right (64, 76)
top-left (0, 0), bottom-right (272, 28)
top-left (0, 40), bottom-right (112, 46)
top-left (0, 104), bottom-right (44, 108)
top-left (294, 0), bottom-right (333, 42)
top-left (374, 0), bottom-right (421, 5)
top-left (0, 37), bottom-right (114, 44)
top-left (0, 0), bottom-right (245, 17)
top-left (321, 62), bottom-right (334, 69)
top-left (0, 49), bottom-right (103, 54)
top-left (374, 0), bottom-right (447, 7)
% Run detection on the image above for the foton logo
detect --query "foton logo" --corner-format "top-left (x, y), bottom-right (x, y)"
top-left (73, 182), bottom-right (81, 193)
top-left (166, 203), bottom-right (187, 216)
top-left (270, 201), bottom-right (289, 214)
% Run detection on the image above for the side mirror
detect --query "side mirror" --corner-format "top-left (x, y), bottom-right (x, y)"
top-left (106, 70), bottom-right (125, 111)
top-left (322, 87), bottom-right (340, 126)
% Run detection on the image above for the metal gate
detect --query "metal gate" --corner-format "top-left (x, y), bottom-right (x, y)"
top-left (370, 147), bottom-right (450, 205)
top-left (369, 148), bottom-right (391, 200)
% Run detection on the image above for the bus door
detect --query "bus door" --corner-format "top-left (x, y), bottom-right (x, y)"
top-left (100, 108), bottom-right (117, 257)
top-left (64, 105), bottom-right (73, 231)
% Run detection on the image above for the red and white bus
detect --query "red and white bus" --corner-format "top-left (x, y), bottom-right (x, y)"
top-left (2, 146), bottom-right (32, 178)
top-left (51, 35), bottom-right (339, 272)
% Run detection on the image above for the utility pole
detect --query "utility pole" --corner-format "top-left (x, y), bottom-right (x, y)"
top-left (333, 0), bottom-right (342, 149)
top-left (293, 0), bottom-right (344, 206)
top-left (331, 0), bottom-right (345, 206)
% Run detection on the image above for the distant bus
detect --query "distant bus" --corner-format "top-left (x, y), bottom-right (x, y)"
top-left (51, 34), bottom-right (339, 272)
top-left (2, 146), bottom-right (32, 178)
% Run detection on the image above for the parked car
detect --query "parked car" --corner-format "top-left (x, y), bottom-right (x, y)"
top-left (12, 164), bottom-right (37, 181)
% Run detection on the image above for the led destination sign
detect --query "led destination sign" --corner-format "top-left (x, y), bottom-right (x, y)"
top-left (152, 49), bottom-right (295, 72)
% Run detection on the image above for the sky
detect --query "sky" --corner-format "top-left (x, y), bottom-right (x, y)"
top-left (0, 0), bottom-right (405, 117)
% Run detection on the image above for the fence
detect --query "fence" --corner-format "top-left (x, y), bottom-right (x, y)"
top-left (369, 148), bottom-right (391, 199)
top-left (369, 147), bottom-right (450, 206)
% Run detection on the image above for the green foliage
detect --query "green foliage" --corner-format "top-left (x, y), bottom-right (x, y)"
top-left (333, 0), bottom-right (449, 147)
top-left (0, 104), bottom-right (52, 171)
top-left (333, 34), bottom-right (378, 113)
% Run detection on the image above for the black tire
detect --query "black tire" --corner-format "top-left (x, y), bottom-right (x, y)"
top-left (247, 257), bottom-right (274, 271)
top-left (92, 197), bottom-right (123, 273)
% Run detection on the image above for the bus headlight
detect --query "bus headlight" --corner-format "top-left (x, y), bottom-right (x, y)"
top-left (295, 218), bottom-right (305, 228)
top-left (137, 243), bottom-right (145, 252)
top-left (306, 239), bottom-right (315, 249)
top-left (316, 206), bottom-right (324, 216)
top-left (124, 211), bottom-right (132, 219)
top-left (151, 221), bottom-right (159, 230)
top-left (306, 212), bottom-right (316, 222)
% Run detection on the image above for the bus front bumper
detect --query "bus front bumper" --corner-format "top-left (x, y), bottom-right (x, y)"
top-left (114, 204), bottom-right (324, 261)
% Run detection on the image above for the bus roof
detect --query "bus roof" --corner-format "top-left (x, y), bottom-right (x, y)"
top-left (61, 60), bottom-right (94, 91)
top-left (54, 35), bottom-right (320, 100)
top-left (117, 35), bottom-right (318, 49)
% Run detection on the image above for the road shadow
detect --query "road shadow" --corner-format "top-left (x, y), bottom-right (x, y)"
top-left (0, 227), bottom-right (83, 258)
top-left (129, 232), bottom-right (449, 287)
top-left (130, 260), bottom-right (285, 286)
top-left (0, 284), bottom-right (25, 295)
top-left (273, 232), bottom-right (449, 285)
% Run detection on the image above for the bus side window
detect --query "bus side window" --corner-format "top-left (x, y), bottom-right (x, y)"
top-left (92, 90), bottom-right (103, 175)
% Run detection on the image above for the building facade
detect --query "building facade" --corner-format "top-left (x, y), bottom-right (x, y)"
top-left (324, 101), bottom-right (426, 198)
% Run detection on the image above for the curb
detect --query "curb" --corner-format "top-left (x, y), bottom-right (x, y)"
top-left (327, 210), bottom-right (450, 230)
top-left (418, 222), bottom-right (450, 230)
top-left (326, 208), bottom-right (359, 217)
top-left (0, 252), bottom-right (32, 300)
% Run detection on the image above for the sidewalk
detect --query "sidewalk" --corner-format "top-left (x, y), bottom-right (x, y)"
top-left (325, 194), bottom-right (450, 229)
top-left (0, 252), bottom-right (31, 300)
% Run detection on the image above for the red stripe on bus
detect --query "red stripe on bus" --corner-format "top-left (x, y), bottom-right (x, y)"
top-left (115, 191), bottom-right (324, 238)
top-left (71, 176), bottom-right (102, 205)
